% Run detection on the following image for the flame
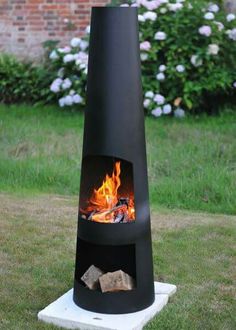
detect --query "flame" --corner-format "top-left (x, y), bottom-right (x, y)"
top-left (83, 161), bottom-right (135, 223)
top-left (90, 161), bottom-right (121, 212)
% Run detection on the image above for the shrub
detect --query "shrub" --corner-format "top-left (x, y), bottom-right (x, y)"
top-left (0, 54), bottom-right (55, 104)
top-left (136, 0), bottom-right (236, 116)
top-left (46, 36), bottom-right (89, 108)
top-left (48, 0), bottom-right (236, 116)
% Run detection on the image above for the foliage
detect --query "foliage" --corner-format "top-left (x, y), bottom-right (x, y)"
top-left (135, 0), bottom-right (236, 116)
top-left (0, 54), bottom-right (55, 104)
top-left (48, 0), bottom-right (236, 115)
top-left (45, 35), bottom-right (89, 108)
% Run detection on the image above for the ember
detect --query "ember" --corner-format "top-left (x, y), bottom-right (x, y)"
top-left (81, 162), bottom-right (135, 223)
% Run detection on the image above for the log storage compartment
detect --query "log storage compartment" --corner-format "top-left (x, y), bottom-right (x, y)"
top-left (73, 7), bottom-right (155, 314)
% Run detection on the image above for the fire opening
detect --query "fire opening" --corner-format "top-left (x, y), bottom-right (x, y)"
top-left (80, 161), bottom-right (135, 223)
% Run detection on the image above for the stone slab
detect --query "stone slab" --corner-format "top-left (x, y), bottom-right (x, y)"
top-left (38, 282), bottom-right (177, 330)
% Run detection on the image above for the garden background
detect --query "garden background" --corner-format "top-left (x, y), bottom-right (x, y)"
top-left (0, 1), bottom-right (236, 329)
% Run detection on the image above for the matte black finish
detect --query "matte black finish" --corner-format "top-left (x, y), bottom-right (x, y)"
top-left (73, 7), bottom-right (154, 314)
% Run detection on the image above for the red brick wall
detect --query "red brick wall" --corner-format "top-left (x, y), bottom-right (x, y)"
top-left (0, 0), bottom-right (110, 61)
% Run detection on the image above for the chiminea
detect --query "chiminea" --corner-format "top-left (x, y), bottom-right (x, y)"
top-left (73, 7), bottom-right (155, 314)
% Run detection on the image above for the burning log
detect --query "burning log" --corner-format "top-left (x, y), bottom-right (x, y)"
top-left (86, 202), bottom-right (129, 223)
top-left (81, 161), bottom-right (135, 223)
top-left (99, 270), bottom-right (135, 293)
top-left (81, 265), bottom-right (104, 290)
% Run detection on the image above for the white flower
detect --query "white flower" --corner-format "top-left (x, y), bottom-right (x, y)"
top-left (204, 12), bottom-right (215, 20)
top-left (73, 94), bottom-right (83, 104)
top-left (159, 64), bottom-right (166, 72)
top-left (154, 31), bottom-right (167, 40)
top-left (69, 89), bottom-right (75, 95)
top-left (214, 21), bottom-right (224, 31)
top-left (80, 40), bottom-right (89, 51)
top-left (61, 78), bottom-right (72, 90)
top-left (77, 51), bottom-right (88, 62)
top-left (75, 52), bottom-right (88, 66)
top-left (233, 81), bottom-right (236, 88)
top-left (59, 97), bottom-right (65, 107)
top-left (227, 28), bottom-right (236, 41)
top-left (156, 72), bottom-right (165, 81)
top-left (174, 108), bottom-right (185, 118)
top-left (70, 37), bottom-right (81, 48)
top-left (163, 104), bottom-right (172, 114)
top-left (140, 41), bottom-right (151, 51)
top-left (208, 3), bottom-right (219, 13)
top-left (160, 7), bottom-right (167, 14)
top-left (85, 25), bottom-right (90, 34)
top-left (145, 91), bottom-right (154, 98)
top-left (226, 13), bottom-right (235, 22)
top-left (120, 3), bottom-right (129, 6)
top-left (58, 46), bottom-right (71, 54)
top-left (141, 53), bottom-right (148, 61)
top-left (131, 3), bottom-right (139, 7)
top-left (143, 0), bottom-right (160, 10)
top-left (143, 11), bottom-right (157, 21)
top-left (57, 68), bottom-right (64, 78)
top-left (190, 55), bottom-right (203, 67)
top-left (207, 44), bottom-right (219, 55)
top-left (75, 59), bottom-right (82, 66)
top-left (73, 54), bottom-right (80, 61)
top-left (151, 107), bottom-right (162, 117)
top-left (64, 95), bottom-right (73, 106)
top-left (168, 3), bottom-right (183, 11)
top-left (154, 94), bottom-right (165, 105)
top-left (50, 78), bottom-right (62, 93)
top-left (138, 14), bottom-right (145, 22)
top-left (79, 63), bottom-right (87, 70)
top-left (199, 25), bottom-right (212, 37)
top-left (176, 65), bottom-right (185, 73)
top-left (143, 99), bottom-right (151, 108)
top-left (49, 50), bottom-right (59, 60)
top-left (63, 54), bottom-right (75, 63)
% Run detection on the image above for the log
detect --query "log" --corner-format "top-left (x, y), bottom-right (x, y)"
top-left (89, 204), bottom-right (128, 222)
top-left (99, 270), bottom-right (135, 293)
top-left (81, 265), bottom-right (104, 290)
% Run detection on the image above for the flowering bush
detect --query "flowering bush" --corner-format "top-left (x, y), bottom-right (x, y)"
top-left (48, 34), bottom-right (89, 108)
top-left (48, 0), bottom-right (236, 116)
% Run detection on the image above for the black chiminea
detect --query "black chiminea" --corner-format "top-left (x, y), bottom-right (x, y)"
top-left (73, 7), bottom-right (154, 314)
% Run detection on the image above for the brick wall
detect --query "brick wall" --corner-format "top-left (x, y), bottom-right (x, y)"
top-left (0, 0), bottom-right (110, 61)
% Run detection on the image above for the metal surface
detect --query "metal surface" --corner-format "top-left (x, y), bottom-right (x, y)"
top-left (74, 7), bottom-right (154, 314)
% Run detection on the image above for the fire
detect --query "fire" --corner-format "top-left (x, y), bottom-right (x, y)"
top-left (83, 161), bottom-right (135, 223)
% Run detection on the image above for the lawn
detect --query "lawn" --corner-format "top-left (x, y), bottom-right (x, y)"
top-left (0, 104), bottom-right (236, 329)
top-left (0, 104), bottom-right (236, 214)
top-left (0, 194), bottom-right (235, 330)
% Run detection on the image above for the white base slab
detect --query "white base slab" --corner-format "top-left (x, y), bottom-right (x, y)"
top-left (38, 282), bottom-right (176, 330)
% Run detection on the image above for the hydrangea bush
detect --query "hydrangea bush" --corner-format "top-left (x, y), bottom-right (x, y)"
top-left (48, 33), bottom-right (89, 107)
top-left (49, 0), bottom-right (236, 117)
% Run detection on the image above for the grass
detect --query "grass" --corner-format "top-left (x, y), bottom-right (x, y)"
top-left (0, 104), bottom-right (235, 214)
top-left (0, 105), bottom-right (235, 329)
top-left (0, 194), bottom-right (235, 330)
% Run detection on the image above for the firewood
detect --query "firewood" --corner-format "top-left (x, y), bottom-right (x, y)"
top-left (116, 197), bottom-right (129, 207)
top-left (89, 204), bottom-right (128, 222)
top-left (99, 270), bottom-right (135, 293)
top-left (81, 265), bottom-right (104, 290)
